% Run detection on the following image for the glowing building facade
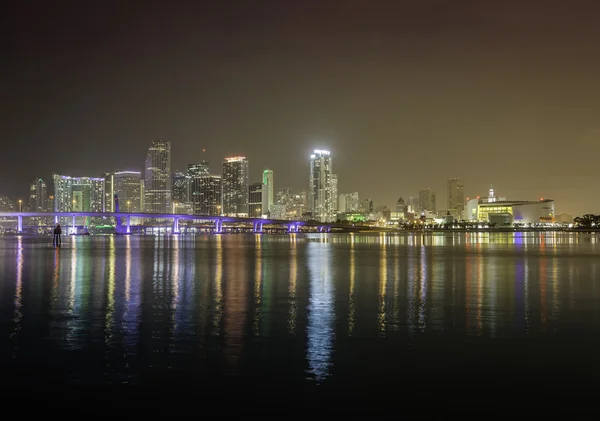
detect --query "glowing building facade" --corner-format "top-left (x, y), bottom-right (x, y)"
top-left (52, 174), bottom-right (105, 212)
top-left (114, 171), bottom-right (143, 212)
top-left (191, 175), bottom-right (222, 216)
top-left (144, 140), bottom-right (171, 213)
top-left (309, 149), bottom-right (335, 222)
top-left (222, 156), bottom-right (249, 216)
top-left (262, 169), bottom-right (274, 216)
top-left (29, 178), bottom-right (47, 212)
top-left (447, 178), bottom-right (465, 219)
top-left (249, 182), bottom-right (263, 218)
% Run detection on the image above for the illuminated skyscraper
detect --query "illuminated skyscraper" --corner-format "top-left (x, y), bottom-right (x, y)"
top-left (447, 178), bottom-right (465, 219)
top-left (249, 182), bottom-right (263, 218)
top-left (102, 172), bottom-right (114, 212)
top-left (262, 169), bottom-right (274, 216)
top-left (418, 188), bottom-right (436, 213)
top-left (172, 170), bottom-right (191, 213)
top-left (339, 192), bottom-right (359, 213)
top-left (114, 171), bottom-right (143, 212)
top-left (309, 149), bottom-right (335, 222)
top-left (191, 175), bottom-right (222, 215)
top-left (144, 140), bottom-right (171, 213)
top-left (52, 174), bottom-right (105, 212)
top-left (222, 156), bottom-right (249, 216)
top-left (29, 178), bottom-right (47, 212)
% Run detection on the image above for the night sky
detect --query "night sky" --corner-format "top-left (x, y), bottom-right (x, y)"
top-left (3, 0), bottom-right (600, 215)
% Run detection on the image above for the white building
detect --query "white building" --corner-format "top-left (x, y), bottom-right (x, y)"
top-left (309, 149), bottom-right (335, 222)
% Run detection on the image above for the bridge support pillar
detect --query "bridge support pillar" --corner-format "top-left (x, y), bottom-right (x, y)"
top-left (54, 215), bottom-right (59, 225)
top-left (126, 216), bottom-right (131, 234)
top-left (72, 215), bottom-right (76, 235)
top-left (173, 217), bottom-right (180, 234)
top-left (253, 222), bottom-right (263, 233)
top-left (17, 216), bottom-right (23, 233)
top-left (214, 219), bottom-right (222, 234)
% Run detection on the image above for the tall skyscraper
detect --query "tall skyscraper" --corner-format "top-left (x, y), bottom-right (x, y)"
top-left (418, 188), bottom-right (436, 213)
top-left (309, 149), bottom-right (335, 222)
top-left (114, 171), bottom-right (142, 212)
top-left (222, 156), bottom-right (249, 216)
top-left (249, 182), bottom-right (263, 218)
top-left (447, 178), bottom-right (465, 219)
top-left (29, 178), bottom-right (47, 212)
top-left (52, 174), bottom-right (105, 212)
top-left (144, 140), bottom-right (171, 213)
top-left (331, 174), bottom-right (338, 213)
top-left (191, 175), bottom-right (222, 216)
top-left (338, 192), bottom-right (359, 213)
top-left (172, 170), bottom-right (191, 213)
top-left (262, 169), bottom-right (274, 216)
top-left (102, 172), bottom-right (114, 212)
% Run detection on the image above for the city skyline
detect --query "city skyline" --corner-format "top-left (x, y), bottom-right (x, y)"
top-left (0, 144), bottom-right (577, 218)
top-left (4, 2), bottom-right (600, 216)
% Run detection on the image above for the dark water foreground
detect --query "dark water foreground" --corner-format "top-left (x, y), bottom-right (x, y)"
top-left (1, 232), bottom-right (600, 412)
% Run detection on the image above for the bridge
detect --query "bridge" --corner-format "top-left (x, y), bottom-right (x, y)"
top-left (0, 211), bottom-right (366, 234)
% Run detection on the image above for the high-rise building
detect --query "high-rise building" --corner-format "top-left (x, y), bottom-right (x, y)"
top-left (262, 169), bottom-right (274, 216)
top-left (339, 192), bottom-right (359, 213)
top-left (144, 140), bottom-right (171, 213)
top-left (191, 175), bottom-right (222, 216)
top-left (222, 156), bottom-right (249, 216)
top-left (309, 149), bottom-right (335, 222)
top-left (171, 171), bottom-right (193, 206)
top-left (102, 172), bottom-right (114, 212)
top-left (29, 178), bottom-right (47, 212)
top-left (418, 188), bottom-right (436, 213)
top-left (447, 178), bottom-right (465, 219)
top-left (114, 171), bottom-right (142, 212)
top-left (249, 182), bottom-right (263, 218)
top-left (331, 174), bottom-right (338, 213)
top-left (52, 174), bottom-right (105, 212)
top-left (396, 197), bottom-right (405, 213)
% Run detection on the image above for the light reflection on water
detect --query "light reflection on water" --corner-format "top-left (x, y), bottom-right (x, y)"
top-left (1, 232), bottom-right (600, 386)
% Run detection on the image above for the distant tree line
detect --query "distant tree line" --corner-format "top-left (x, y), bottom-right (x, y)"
top-left (573, 214), bottom-right (600, 228)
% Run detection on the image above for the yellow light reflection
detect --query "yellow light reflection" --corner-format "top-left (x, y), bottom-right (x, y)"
top-left (378, 233), bottom-right (387, 335)
top-left (348, 233), bottom-right (355, 336)
top-left (212, 234), bottom-right (223, 335)
top-left (11, 236), bottom-right (23, 345)
top-left (105, 236), bottom-right (116, 343)
top-left (288, 234), bottom-right (297, 335)
top-left (125, 235), bottom-right (131, 302)
top-left (253, 234), bottom-right (262, 336)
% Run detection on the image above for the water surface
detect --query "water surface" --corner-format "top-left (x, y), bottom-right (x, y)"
top-left (1, 232), bottom-right (599, 409)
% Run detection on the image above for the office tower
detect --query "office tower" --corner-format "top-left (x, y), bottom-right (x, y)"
top-left (101, 172), bottom-right (114, 212)
top-left (309, 149), bottom-right (334, 222)
top-left (29, 178), bottom-right (47, 212)
top-left (418, 188), bottom-right (436, 213)
top-left (362, 198), bottom-right (373, 213)
top-left (191, 175), bottom-right (222, 216)
top-left (331, 174), bottom-right (338, 213)
top-left (144, 140), bottom-right (171, 213)
top-left (406, 196), bottom-right (419, 214)
top-left (52, 174), bottom-right (105, 212)
top-left (249, 182), bottom-right (263, 218)
top-left (222, 156), bottom-right (249, 216)
top-left (262, 169), bottom-right (274, 215)
top-left (396, 197), bottom-right (405, 213)
top-left (339, 192), bottom-right (359, 213)
top-left (114, 171), bottom-right (142, 212)
top-left (171, 166), bottom-right (190, 206)
top-left (447, 178), bottom-right (465, 219)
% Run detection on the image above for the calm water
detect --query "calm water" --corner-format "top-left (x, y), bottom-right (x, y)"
top-left (2, 232), bottom-right (600, 409)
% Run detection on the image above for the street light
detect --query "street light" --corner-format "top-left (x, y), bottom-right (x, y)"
top-left (127, 200), bottom-right (131, 213)
top-left (18, 199), bottom-right (22, 212)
